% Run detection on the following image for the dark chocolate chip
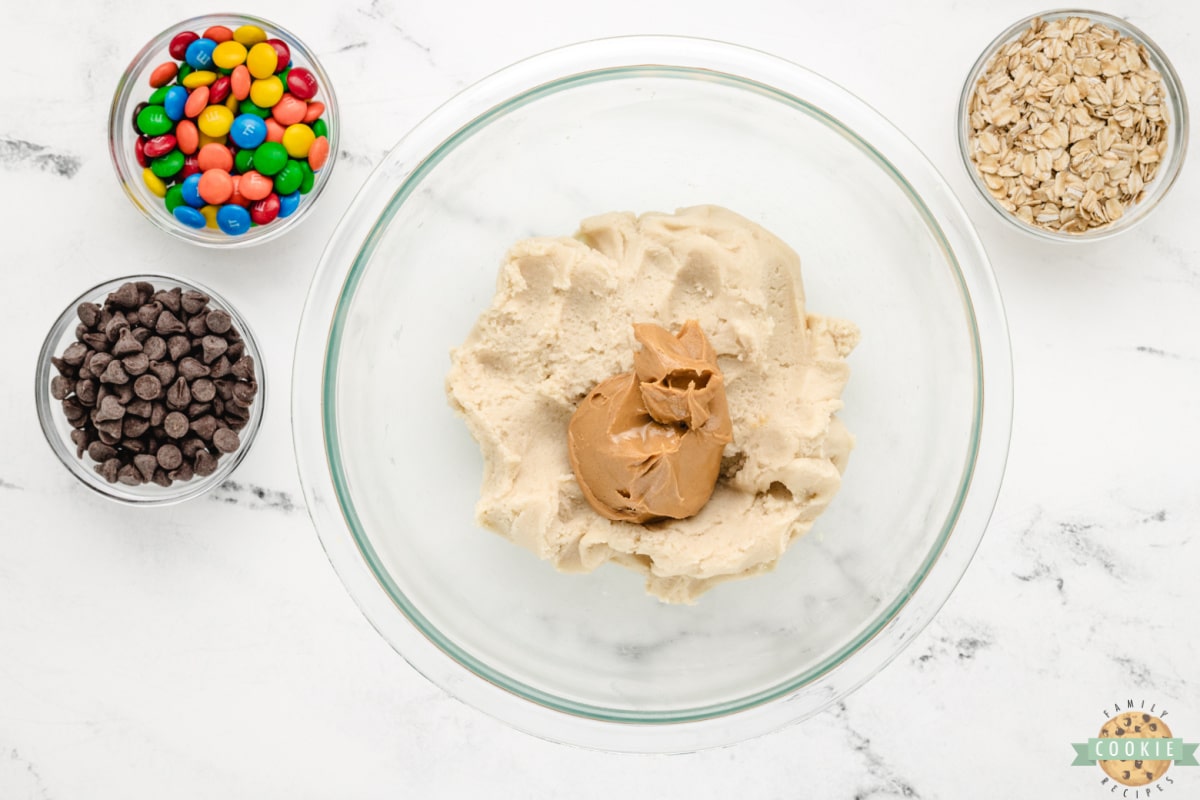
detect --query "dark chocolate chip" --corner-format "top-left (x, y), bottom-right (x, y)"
top-left (178, 357), bottom-right (210, 380)
top-left (122, 352), bottom-right (150, 376)
top-left (212, 428), bottom-right (240, 454)
top-left (167, 335), bottom-right (190, 361)
top-left (123, 417), bottom-right (150, 438)
top-left (153, 287), bottom-right (182, 313)
top-left (93, 395), bottom-right (126, 422)
top-left (231, 381), bottom-right (256, 406)
top-left (163, 411), bottom-right (189, 438)
top-left (187, 403), bottom-right (212, 418)
top-left (205, 309), bottom-right (232, 334)
top-left (148, 360), bottom-right (177, 385)
top-left (137, 301), bottom-right (163, 328)
top-left (168, 460), bottom-right (194, 483)
top-left (70, 428), bottom-right (89, 457)
top-left (104, 312), bottom-right (130, 341)
top-left (193, 450), bottom-right (218, 476)
top-left (87, 441), bottom-right (117, 463)
top-left (1142, 714), bottom-right (1151, 723)
top-left (77, 302), bottom-right (101, 328)
top-left (190, 415), bottom-right (218, 441)
top-left (61, 341), bottom-right (88, 365)
top-left (50, 375), bottom-right (72, 400)
top-left (61, 397), bottom-right (86, 422)
top-left (200, 335), bottom-right (228, 364)
top-left (111, 328), bottom-right (143, 356)
top-left (152, 469), bottom-right (171, 488)
top-left (95, 419), bottom-right (122, 444)
top-left (1115, 728), bottom-right (1125, 737)
top-left (156, 443), bottom-right (183, 470)
top-left (133, 454), bottom-right (158, 482)
top-left (114, 383), bottom-right (134, 405)
top-left (230, 355), bottom-right (255, 380)
top-left (125, 398), bottom-right (152, 418)
top-left (133, 374), bottom-right (162, 401)
top-left (213, 379), bottom-right (234, 402)
top-left (225, 341), bottom-right (245, 361)
top-left (190, 378), bottom-right (216, 403)
top-left (1122, 771), bottom-right (1130, 780)
top-left (155, 310), bottom-right (187, 335)
top-left (131, 327), bottom-right (151, 344)
top-left (88, 351), bottom-right (113, 375)
top-left (117, 464), bottom-right (142, 485)
top-left (51, 357), bottom-right (75, 377)
top-left (1135, 760), bottom-right (1144, 769)
top-left (108, 282), bottom-right (140, 309)
top-left (81, 331), bottom-right (109, 351)
top-left (150, 402), bottom-right (166, 427)
top-left (166, 377), bottom-right (191, 410)
top-left (142, 336), bottom-right (167, 361)
top-left (75, 379), bottom-right (97, 406)
top-left (181, 290), bottom-right (210, 315)
top-left (97, 457), bottom-right (121, 483)
top-left (186, 314), bottom-right (209, 337)
top-left (208, 355), bottom-right (231, 378)
top-left (180, 437), bottom-right (207, 458)
top-left (99, 359), bottom-right (130, 385)
top-left (1150, 723), bottom-right (1158, 731)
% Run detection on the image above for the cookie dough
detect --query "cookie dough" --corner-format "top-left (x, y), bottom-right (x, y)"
top-left (446, 205), bottom-right (859, 603)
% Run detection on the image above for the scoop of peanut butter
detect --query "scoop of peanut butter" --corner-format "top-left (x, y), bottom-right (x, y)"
top-left (567, 320), bottom-right (733, 523)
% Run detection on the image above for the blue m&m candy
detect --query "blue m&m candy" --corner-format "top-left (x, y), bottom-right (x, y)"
top-left (173, 205), bottom-right (206, 228)
top-left (228, 114), bottom-right (267, 149)
top-left (185, 38), bottom-right (217, 69)
top-left (216, 204), bottom-right (251, 235)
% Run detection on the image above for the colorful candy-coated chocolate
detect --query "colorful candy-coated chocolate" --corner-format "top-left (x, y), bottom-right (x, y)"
top-left (203, 25), bottom-right (234, 44)
top-left (164, 184), bottom-right (186, 213)
top-left (249, 192), bottom-right (280, 224)
top-left (149, 61), bottom-right (178, 88)
top-left (307, 136), bottom-right (331, 172)
top-left (151, 150), bottom-right (184, 178)
top-left (174, 120), bottom-right (199, 155)
top-left (181, 69), bottom-right (216, 89)
top-left (246, 42), bottom-right (277, 79)
top-left (212, 40), bottom-right (247, 70)
top-left (197, 104), bottom-right (235, 137)
top-left (273, 160), bottom-right (303, 194)
top-left (200, 204), bottom-right (220, 228)
top-left (216, 204), bottom-right (252, 235)
top-left (136, 105), bottom-right (173, 136)
top-left (225, 93), bottom-right (240, 113)
top-left (135, 137), bottom-right (149, 168)
top-left (180, 173), bottom-right (204, 207)
top-left (281, 123), bottom-right (315, 158)
top-left (209, 75), bottom-right (232, 105)
top-left (270, 93), bottom-right (306, 126)
top-left (229, 114), bottom-right (267, 149)
top-left (238, 170), bottom-right (273, 201)
top-left (233, 147), bottom-right (255, 173)
top-left (228, 174), bottom-right (249, 206)
top-left (251, 142), bottom-right (287, 176)
top-left (303, 101), bottom-right (325, 124)
top-left (173, 205), bottom-right (206, 228)
top-left (179, 155), bottom-right (201, 180)
top-left (185, 38), bottom-right (217, 69)
top-left (148, 86), bottom-right (170, 105)
top-left (163, 85), bottom-right (188, 121)
top-left (310, 117), bottom-right (328, 140)
top-left (233, 24), bottom-right (267, 46)
top-left (249, 77), bottom-right (283, 108)
top-left (196, 142), bottom-right (234, 172)
top-left (277, 190), bottom-right (301, 218)
top-left (184, 86), bottom-right (210, 118)
top-left (142, 167), bottom-right (168, 197)
top-left (169, 31), bottom-right (199, 60)
top-left (297, 160), bottom-right (315, 194)
top-left (264, 118), bottom-right (285, 143)
top-left (196, 131), bottom-right (228, 148)
top-left (230, 65), bottom-right (251, 101)
top-left (284, 67), bottom-right (318, 101)
top-left (198, 169), bottom-right (234, 204)
top-left (265, 39), bottom-right (291, 69)
top-left (143, 134), bottom-right (177, 158)
top-left (238, 98), bottom-right (270, 119)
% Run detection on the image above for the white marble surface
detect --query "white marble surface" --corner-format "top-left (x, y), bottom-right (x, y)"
top-left (2, 0), bottom-right (1198, 796)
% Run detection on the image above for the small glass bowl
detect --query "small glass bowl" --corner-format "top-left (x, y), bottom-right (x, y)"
top-left (957, 9), bottom-right (1188, 241)
top-left (36, 275), bottom-right (266, 505)
top-left (108, 14), bottom-right (339, 247)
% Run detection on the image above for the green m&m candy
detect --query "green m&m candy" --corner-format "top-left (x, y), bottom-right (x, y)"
top-left (252, 142), bottom-right (287, 176)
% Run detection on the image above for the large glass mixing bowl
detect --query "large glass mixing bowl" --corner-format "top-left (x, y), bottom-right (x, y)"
top-left (293, 36), bottom-right (1012, 752)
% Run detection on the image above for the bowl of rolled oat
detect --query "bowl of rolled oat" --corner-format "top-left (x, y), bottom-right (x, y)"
top-left (958, 10), bottom-right (1187, 240)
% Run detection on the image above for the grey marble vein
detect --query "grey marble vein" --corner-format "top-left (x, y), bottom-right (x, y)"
top-left (830, 703), bottom-right (924, 799)
top-left (209, 480), bottom-right (299, 513)
top-left (0, 478), bottom-right (22, 490)
top-left (1, 748), bottom-right (53, 800)
top-left (0, 138), bottom-right (80, 179)
top-left (359, 0), bottom-right (436, 66)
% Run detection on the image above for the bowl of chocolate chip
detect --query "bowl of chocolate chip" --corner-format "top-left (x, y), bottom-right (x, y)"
top-left (36, 275), bottom-right (264, 505)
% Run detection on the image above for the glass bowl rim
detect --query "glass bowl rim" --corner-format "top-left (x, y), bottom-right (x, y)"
top-left (291, 34), bottom-right (1013, 752)
top-left (955, 8), bottom-right (1189, 243)
top-left (107, 12), bottom-right (340, 248)
top-left (35, 272), bottom-right (266, 506)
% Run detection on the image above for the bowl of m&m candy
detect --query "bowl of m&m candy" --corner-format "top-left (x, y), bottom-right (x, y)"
top-left (109, 14), bottom-right (338, 245)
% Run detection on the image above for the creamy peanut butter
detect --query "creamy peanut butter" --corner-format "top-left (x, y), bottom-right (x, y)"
top-left (568, 321), bottom-right (733, 523)
top-left (446, 205), bottom-right (859, 603)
